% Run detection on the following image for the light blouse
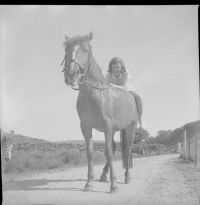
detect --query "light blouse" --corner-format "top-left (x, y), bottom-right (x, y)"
top-left (105, 71), bottom-right (134, 91)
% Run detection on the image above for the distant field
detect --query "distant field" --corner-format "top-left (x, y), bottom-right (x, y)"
top-left (2, 149), bottom-right (121, 174)
top-left (1, 147), bottom-right (122, 174)
top-left (1, 132), bottom-right (177, 174)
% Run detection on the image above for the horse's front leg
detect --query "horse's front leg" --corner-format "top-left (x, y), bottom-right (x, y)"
top-left (104, 123), bottom-right (118, 193)
top-left (81, 122), bottom-right (94, 191)
top-left (100, 135), bottom-right (116, 182)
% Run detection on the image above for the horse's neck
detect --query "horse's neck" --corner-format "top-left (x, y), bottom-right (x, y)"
top-left (86, 56), bottom-right (106, 86)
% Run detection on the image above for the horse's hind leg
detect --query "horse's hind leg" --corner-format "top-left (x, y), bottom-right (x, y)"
top-left (100, 135), bottom-right (116, 182)
top-left (80, 122), bottom-right (94, 191)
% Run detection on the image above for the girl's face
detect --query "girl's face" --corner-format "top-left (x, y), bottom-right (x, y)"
top-left (111, 62), bottom-right (122, 76)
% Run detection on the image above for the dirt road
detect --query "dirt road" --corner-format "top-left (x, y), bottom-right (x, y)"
top-left (2, 154), bottom-right (200, 205)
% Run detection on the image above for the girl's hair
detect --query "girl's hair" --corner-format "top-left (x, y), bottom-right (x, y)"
top-left (108, 57), bottom-right (126, 73)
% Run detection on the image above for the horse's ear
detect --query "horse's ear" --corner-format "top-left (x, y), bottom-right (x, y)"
top-left (88, 32), bottom-right (93, 41)
top-left (65, 34), bottom-right (69, 40)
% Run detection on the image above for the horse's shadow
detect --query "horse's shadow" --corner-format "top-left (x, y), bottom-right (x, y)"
top-left (2, 178), bottom-right (108, 194)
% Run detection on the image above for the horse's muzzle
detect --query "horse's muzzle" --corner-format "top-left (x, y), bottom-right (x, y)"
top-left (64, 78), bottom-right (69, 85)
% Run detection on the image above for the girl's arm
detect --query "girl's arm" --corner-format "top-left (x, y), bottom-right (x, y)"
top-left (125, 71), bottom-right (134, 90)
top-left (109, 83), bottom-right (127, 90)
top-left (105, 73), bottom-right (111, 84)
top-left (111, 71), bottom-right (130, 90)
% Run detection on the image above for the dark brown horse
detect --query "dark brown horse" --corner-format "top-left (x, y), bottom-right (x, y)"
top-left (61, 32), bottom-right (142, 193)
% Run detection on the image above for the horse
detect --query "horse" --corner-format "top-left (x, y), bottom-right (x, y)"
top-left (1, 136), bottom-right (13, 161)
top-left (61, 32), bottom-right (142, 193)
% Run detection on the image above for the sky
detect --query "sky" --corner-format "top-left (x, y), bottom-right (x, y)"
top-left (0, 5), bottom-right (199, 142)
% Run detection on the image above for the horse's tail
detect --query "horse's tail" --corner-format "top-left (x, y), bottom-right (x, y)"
top-left (131, 92), bottom-right (143, 128)
top-left (120, 130), bottom-right (133, 169)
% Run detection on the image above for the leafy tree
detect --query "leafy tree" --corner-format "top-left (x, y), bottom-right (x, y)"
top-left (134, 127), bottom-right (150, 144)
top-left (10, 130), bottom-right (15, 134)
top-left (148, 120), bottom-right (200, 145)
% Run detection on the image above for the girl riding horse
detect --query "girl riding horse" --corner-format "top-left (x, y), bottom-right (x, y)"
top-left (105, 57), bottom-right (143, 128)
top-left (61, 33), bottom-right (143, 193)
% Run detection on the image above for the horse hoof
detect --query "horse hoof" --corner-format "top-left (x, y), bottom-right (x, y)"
top-left (124, 178), bottom-right (131, 184)
top-left (84, 184), bottom-right (93, 191)
top-left (99, 175), bottom-right (107, 182)
top-left (110, 186), bottom-right (118, 194)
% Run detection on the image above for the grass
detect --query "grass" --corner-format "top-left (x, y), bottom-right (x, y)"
top-left (1, 148), bottom-right (122, 174)
top-left (1, 142), bottom-right (176, 174)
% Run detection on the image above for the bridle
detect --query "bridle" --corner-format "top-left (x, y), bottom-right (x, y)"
top-left (61, 44), bottom-right (108, 91)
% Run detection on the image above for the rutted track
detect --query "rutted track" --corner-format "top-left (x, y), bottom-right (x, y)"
top-left (2, 154), bottom-right (200, 205)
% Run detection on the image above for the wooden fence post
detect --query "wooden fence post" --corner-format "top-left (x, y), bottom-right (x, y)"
top-left (195, 124), bottom-right (200, 168)
top-left (195, 126), bottom-right (198, 167)
top-left (188, 131), bottom-right (191, 162)
top-left (183, 130), bottom-right (187, 160)
top-left (184, 130), bottom-right (187, 150)
top-left (178, 143), bottom-right (181, 154)
top-left (184, 130), bottom-right (190, 162)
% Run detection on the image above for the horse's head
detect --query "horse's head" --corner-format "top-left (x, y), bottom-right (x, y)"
top-left (2, 136), bottom-right (13, 161)
top-left (61, 32), bottom-right (93, 89)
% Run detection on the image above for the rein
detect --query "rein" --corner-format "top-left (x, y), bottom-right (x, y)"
top-left (63, 49), bottom-right (108, 91)
top-left (81, 79), bottom-right (108, 91)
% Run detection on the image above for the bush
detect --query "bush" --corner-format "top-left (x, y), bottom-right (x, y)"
top-left (1, 149), bottom-right (105, 173)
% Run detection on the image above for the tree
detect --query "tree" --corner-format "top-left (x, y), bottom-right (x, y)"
top-left (157, 130), bottom-right (172, 137)
top-left (10, 130), bottom-right (15, 134)
top-left (134, 127), bottom-right (150, 144)
top-left (148, 130), bottom-right (172, 144)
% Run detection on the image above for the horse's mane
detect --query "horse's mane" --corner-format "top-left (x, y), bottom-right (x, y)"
top-left (88, 56), bottom-right (107, 86)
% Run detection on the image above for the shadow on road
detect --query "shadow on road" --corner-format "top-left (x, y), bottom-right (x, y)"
top-left (3, 178), bottom-right (86, 191)
top-left (32, 204), bottom-right (55, 205)
top-left (2, 178), bottom-right (108, 194)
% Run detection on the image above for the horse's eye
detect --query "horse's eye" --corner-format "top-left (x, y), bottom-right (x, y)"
top-left (77, 69), bottom-right (81, 74)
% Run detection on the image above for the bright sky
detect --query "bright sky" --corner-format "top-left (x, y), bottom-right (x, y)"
top-left (0, 5), bottom-right (199, 142)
